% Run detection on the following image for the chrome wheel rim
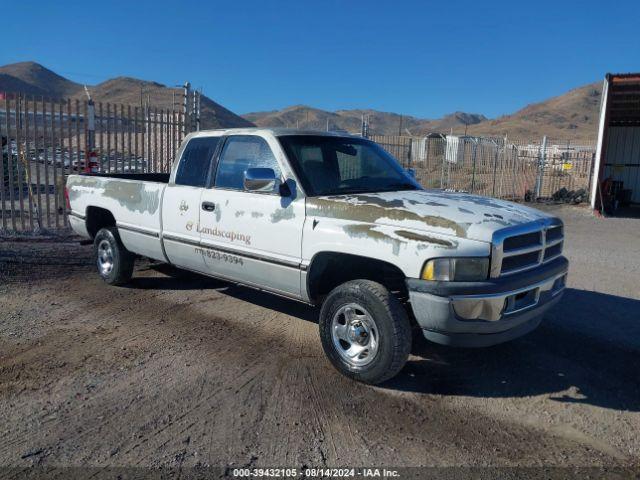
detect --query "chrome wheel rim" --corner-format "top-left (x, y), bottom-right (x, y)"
top-left (331, 303), bottom-right (379, 367)
top-left (97, 239), bottom-right (114, 276)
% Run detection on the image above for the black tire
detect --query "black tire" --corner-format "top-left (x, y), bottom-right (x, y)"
top-left (93, 226), bottom-right (135, 286)
top-left (319, 280), bottom-right (411, 384)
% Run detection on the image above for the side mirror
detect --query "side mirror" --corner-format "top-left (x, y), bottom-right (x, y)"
top-left (244, 167), bottom-right (277, 192)
top-left (406, 168), bottom-right (416, 178)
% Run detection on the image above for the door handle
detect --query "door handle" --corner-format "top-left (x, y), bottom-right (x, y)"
top-left (201, 201), bottom-right (216, 212)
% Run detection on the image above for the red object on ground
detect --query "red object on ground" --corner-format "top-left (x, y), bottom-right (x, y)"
top-left (84, 151), bottom-right (99, 173)
top-left (64, 186), bottom-right (71, 210)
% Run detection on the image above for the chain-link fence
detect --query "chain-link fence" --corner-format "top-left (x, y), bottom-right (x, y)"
top-left (370, 134), bottom-right (595, 202)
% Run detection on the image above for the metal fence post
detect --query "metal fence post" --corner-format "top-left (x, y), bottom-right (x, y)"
top-left (0, 95), bottom-right (6, 230)
top-left (491, 139), bottom-right (499, 196)
top-left (587, 151), bottom-right (596, 202)
top-left (5, 93), bottom-right (17, 230)
top-left (535, 135), bottom-right (547, 199)
top-left (182, 82), bottom-right (190, 135)
top-left (16, 94), bottom-right (26, 230)
top-left (470, 139), bottom-right (478, 193)
top-left (192, 90), bottom-right (196, 133)
top-left (85, 98), bottom-right (96, 173)
top-left (498, 135), bottom-right (506, 198)
top-left (439, 140), bottom-right (446, 189)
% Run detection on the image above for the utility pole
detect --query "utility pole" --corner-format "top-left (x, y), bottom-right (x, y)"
top-left (398, 115), bottom-right (403, 136)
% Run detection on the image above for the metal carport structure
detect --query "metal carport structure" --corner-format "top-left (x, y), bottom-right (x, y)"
top-left (591, 73), bottom-right (640, 211)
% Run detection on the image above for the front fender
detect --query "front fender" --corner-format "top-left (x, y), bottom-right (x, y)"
top-left (302, 218), bottom-right (490, 278)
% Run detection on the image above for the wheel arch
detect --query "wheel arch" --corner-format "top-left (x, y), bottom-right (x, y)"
top-left (306, 251), bottom-right (408, 305)
top-left (85, 206), bottom-right (116, 239)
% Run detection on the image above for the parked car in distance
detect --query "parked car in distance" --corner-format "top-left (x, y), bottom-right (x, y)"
top-left (66, 128), bottom-right (569, 384)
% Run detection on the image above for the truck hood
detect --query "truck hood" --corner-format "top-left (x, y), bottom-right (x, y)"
top-left (306, 190), bottom-right (552, 242)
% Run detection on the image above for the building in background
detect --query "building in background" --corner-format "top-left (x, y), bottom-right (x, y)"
top-left (591, 73), bottom-right (640, 212)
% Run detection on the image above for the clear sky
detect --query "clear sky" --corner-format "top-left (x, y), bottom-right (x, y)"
top-left (2, 0), bottom-right (639, 119)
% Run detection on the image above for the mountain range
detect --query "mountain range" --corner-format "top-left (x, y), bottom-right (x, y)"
top-left (0, 61), bottom-right (253, 129)
top-left (243, 107), bottom-right (489, 137)
top-left (0, 61), bottom-right (602, 141)
top-left (244, 83), bottom-right (602, 142)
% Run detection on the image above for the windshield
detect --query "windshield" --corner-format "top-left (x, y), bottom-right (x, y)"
top-left (278, 135), bottom-right (421, 196)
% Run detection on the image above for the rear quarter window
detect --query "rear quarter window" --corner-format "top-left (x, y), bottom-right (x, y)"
top-left (175, 137), bottom-right (220, 187)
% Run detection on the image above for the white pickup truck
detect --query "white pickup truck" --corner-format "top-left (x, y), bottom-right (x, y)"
top-left (66, 128), bottom-right (568, 384)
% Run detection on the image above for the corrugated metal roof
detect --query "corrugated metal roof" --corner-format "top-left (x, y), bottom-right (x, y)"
top-left (607, 73), bottom-right (640, 83)
top-left (606, 73), bottom-right (640, 125)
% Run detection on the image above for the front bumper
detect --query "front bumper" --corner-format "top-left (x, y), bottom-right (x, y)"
top-left (407, 257), bottom-right (568, 347)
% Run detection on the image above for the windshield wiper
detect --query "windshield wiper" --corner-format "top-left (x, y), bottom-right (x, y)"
top-left (318, 182), bottom-right (419, 196)
top-left (321, 187), bottom-right (373, 195)
top-left (376, 182), bottom-right (419, 191)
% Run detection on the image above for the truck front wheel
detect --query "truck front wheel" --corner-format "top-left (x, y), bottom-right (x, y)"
top-left (93, 227), bottom-right (135, 286)
top-left (319, 280), bottom-right (411, 384)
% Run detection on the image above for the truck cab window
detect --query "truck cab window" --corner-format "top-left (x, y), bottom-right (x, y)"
top-left (214, 136), bottom-right (281, 191)
top-left (175, 137), bottom-right (220, 187)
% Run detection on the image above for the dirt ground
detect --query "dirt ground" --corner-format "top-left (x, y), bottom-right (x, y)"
top-left (0, 204), bottom-right (639, 474)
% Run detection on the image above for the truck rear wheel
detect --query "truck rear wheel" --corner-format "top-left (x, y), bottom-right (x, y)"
top-left (319, 280), bottom-right (411, 384)
top-left (93, 227), bottom-right (135, 286)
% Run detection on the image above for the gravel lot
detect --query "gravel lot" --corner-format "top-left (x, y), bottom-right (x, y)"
top-left (0, 204), bottom-right (639, 473)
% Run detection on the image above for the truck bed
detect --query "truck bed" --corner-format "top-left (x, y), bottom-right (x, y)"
top-left (81, 172), bottom-right (171, 183)
top-left (67, 173), bottom-right (168, 262)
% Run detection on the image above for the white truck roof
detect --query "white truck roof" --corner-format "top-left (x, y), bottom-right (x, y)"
top-left (188, 127), bottom-right (359, 138)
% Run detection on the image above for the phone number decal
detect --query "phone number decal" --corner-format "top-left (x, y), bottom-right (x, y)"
top-left (195, 247), bottom-right (244, 265)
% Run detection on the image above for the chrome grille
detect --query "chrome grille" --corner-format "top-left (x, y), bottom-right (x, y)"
top-left (490, 219), bottom-right (564, 278)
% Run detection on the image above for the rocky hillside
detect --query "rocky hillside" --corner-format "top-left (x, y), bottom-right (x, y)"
top-left (244, 83), bottom-right (602, 141)
top-left (243, 106), bottom-right (487, 136)
top-left (466, 82), bottom-right (602, 142)
top-left (0, 61), bottom-right (82, 98)
top-left (83, 76), bottom-right (253, 129)
top-left (0, 61), bottom-right (253, 129)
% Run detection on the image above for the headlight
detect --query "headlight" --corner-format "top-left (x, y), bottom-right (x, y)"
top-left (421, 258), bottom-right (489, 282)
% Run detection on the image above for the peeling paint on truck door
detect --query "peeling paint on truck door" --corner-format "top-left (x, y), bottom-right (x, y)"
top-left (161, 136), bottom-right (222, 272)
top-left (161, 184), bottom-right (205, 272)
top-left (199, 135), bottom-right (305, 297)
